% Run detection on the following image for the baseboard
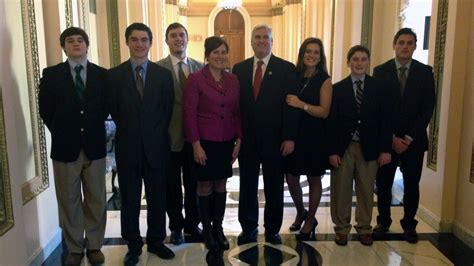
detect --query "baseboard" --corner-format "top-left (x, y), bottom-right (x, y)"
top-left (417, 204), bottom-right (455, 233)
top-left (27, 228), bottom-right (62, 266)
top-left (453, 221), bottom-right (474, 250)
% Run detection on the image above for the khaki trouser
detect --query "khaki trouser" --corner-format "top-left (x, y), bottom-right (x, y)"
top-left (330, 142), bottom-right (378, 235)
top-left (53, 150), bottom-right (106, 253)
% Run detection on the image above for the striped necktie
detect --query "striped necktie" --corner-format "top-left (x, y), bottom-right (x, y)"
top-left (355, 80), bottom-right (363, 113)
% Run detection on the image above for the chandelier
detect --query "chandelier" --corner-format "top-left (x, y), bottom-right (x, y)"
top-left (218, 0), bottom-right (242, 10)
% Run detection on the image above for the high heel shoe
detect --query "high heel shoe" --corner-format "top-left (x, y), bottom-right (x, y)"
top-left (296, 218), bottom-right (318, 240)
top-left (289, 209), bottom-right (308, 231)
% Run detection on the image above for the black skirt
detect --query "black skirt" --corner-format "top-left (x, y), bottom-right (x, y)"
top-left (194, 139), bottom-right (234, 181)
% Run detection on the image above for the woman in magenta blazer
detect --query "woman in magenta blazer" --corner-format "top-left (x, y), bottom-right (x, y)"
top-left (183, 36), bottom-right (241, 252)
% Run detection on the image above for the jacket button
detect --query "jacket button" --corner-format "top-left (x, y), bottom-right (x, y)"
top-left (80, 128), bottom-right (84, 132)
top-left (80, 110), bottom-right (84, 114)
top-left (358, 120), bottom-right (361, 124)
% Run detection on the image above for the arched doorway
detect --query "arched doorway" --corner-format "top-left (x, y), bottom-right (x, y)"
top-left (214, 10), bottom-right (245, 68)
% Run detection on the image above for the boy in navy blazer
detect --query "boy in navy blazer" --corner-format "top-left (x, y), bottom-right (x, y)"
top-left (328, 45), bottom-right (392, 246)
top-left (39, 27), bottom-right (107, 265)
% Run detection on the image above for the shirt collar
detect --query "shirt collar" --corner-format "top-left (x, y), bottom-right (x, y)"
top-left (395, 58), bottom-right (412, 70)
top-left (351, 74), bottom-right (366, 84)
top-left (130, 58), bottom-right (149, 72)
top-left (68, 58), bottom-right (87, 70)
top-left (170, 54), bottom-right (188, 66)
top-left (253, 53), bottom-right (272, 67)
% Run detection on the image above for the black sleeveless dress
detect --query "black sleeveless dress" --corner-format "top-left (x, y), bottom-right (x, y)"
top-left (287, 71), bottom-right (330, 176)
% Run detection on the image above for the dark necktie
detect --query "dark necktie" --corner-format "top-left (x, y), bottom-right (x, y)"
top-left (253, 60), bottom-right (264, 100)
top-left (399, 66), bottom-right (407, 96)
top-left (74, 65), bottom-right (85, 99)
top-left (135, 66), bottom-right (144, 99)
top-left (355, 79), bottom-right (363, 113)
top-left (178, 61), bottom-right (187, 91)
top-left (353, 80), bottom-right (363, 140)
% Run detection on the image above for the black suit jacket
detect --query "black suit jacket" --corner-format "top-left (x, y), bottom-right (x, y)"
top-left (328, 75), bottom-right (392, 161)
top-left (373, 59), bottom-right (435, 151)
top-left (39, 61), bottom-right (107, 162)
top-left (232, 54), bottom-right (299, 156)
top-left (106, 60), bottom-right (174, 170)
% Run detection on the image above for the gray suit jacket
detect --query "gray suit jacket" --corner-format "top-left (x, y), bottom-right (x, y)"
top-left (157, 55), bottom-right (203, 152)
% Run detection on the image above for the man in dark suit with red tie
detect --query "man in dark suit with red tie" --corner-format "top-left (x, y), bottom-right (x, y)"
top-left (39, 27), bottom-right (107, 265)
top-left (372, 28), bottom-right (436, 243)
top-left (106, 23), bottom-right (175, 263)
top-left (232, 24), bottom-right (299, 245)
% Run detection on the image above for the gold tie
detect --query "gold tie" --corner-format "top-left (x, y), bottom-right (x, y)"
top-left (399, 66), bottom-right (407, 96)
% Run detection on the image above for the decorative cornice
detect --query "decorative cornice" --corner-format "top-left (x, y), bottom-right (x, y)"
top-left (166, 0), bottom-right (179, 5)
top-left (286, 0), bottom-right (302, 4)
top-left (272, 5), bottom-right (283, 16)
top-left (179, 6), bottom-right (188, 16)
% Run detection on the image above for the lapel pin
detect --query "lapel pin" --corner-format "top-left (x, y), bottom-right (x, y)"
top-left (268, 71), bottom-right (272, 75)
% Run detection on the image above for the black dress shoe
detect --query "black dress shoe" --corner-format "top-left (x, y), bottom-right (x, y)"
top-left (265, 233), bottom-right (282, 245)
top-left (123, 249), bottom-right (142, 265)
top-left (148, 243), bottom-right (175, 260)
top-left (170, 231), bottom-right (184, 245)
top-left (184, 226), bottom-right (204, 241)
top-left (237, 230), bottom-right (258, 245)
top-left (404, 229), bottom-right (418, 244)
top-left (372, 224), bottom-right (389, 239)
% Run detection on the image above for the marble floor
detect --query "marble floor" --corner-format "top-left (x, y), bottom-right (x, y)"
top-left (43, 170), bottom-right (474, 265)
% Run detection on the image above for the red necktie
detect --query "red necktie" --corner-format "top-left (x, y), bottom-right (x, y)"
top-left (253, 60), bottom-right (264, 100)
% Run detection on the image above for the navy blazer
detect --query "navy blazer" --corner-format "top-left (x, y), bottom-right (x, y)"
top-left (39, 61), bottom-right (107, 162)
top-left (373, 59), bottom-right (435, 151)
top-left (232, 54), bottom-right (299, 156)
top-left (327, 75), bottom-right (392, 161)
top-left (106, 60), bottom-right (174, 170)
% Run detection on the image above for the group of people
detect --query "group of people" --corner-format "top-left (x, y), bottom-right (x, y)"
top-left (38, 21), bottom-right (435, 266)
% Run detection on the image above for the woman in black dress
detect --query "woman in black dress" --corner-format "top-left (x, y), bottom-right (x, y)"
top-left (285, 38), bottom-right (333, 239)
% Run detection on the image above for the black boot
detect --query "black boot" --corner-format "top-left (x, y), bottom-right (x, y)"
top-left (198, 195), bottom-right (218, 251)
top-left (213, 191), bottom-right (230, 250)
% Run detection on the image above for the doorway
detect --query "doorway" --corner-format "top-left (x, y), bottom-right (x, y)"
top-left (214, 9), bottom-right (245, 69)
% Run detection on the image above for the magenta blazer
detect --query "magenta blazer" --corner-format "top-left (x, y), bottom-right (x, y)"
top-left (183, 65), bottom-right (242, 143)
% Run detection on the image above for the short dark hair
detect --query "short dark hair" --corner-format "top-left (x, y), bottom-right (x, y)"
top-left (60, 27), bottom-right (89, 48)
top-left (204, 36), bottom-right (229, 58)
top-left (125, 23), bottom-right (153, 44)
top-left (347, 45), bottom-right (370, 62)
top-left (393, 27), bottom-right (417, 44)
top-left (165, 22), bottom-right (188, 40)
top-left (296, 37), bottom-right (328, 75)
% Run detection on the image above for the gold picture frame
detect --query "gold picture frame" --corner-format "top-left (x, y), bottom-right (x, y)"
top-left (427, 0), bottom-right (448, 171)
top-left (20, 0), bottom-right (49, 204)
top-left (0, 86), bottom-right (14, 236)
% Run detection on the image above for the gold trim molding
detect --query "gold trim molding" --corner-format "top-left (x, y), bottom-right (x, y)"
top-left (65, 0), bottom-right (73, 28)
top-left (0, 87), bottom-right (14, 237)
top-left (427, 0), bottom-right (448, 171)
top-left (361, 0), bottom-right (373, 49)
top-left (470, 144), bottom-right (474, 183)
top-left (20, 0), bottom-right (50, 204)
top-left (106, 0), bottom-right (121, 67)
